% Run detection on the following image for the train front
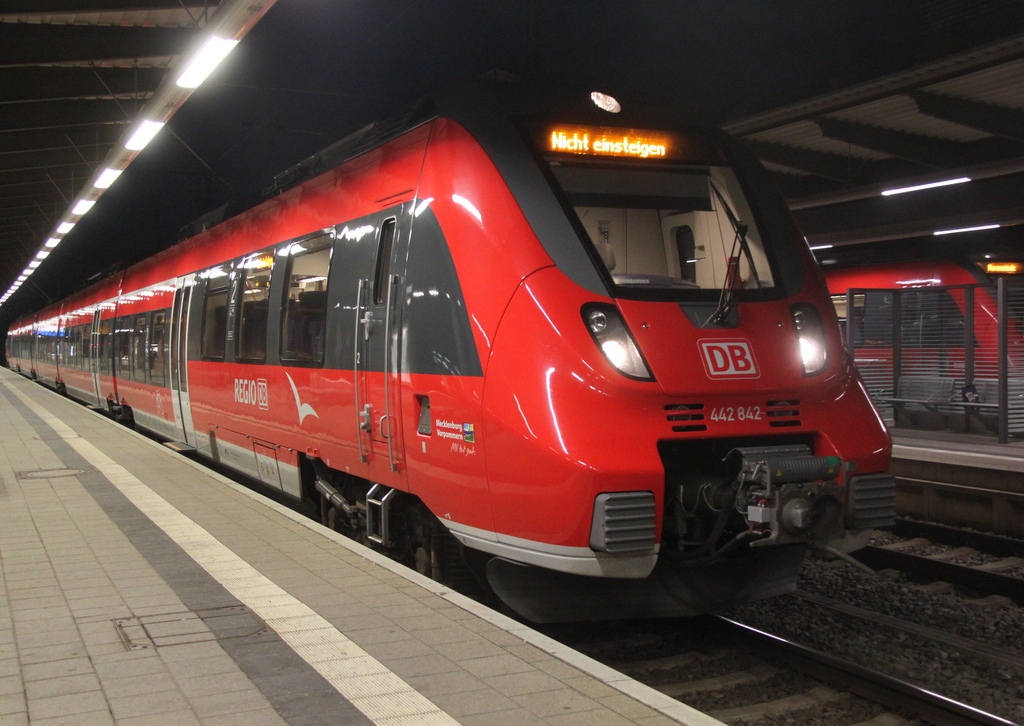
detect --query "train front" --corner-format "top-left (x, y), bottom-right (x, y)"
top-left (447, 89), bottom-right (896, 622)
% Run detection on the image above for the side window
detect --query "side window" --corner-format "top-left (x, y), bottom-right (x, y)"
top-left (98, 319), bottom-right (112, 376)
top-left (80, 323), bottom-right (92, 370)
top-left (236, 251), bottom-right (274, 362)
top-left (150, 310), bottom-right (167, 387)
top-left (200, 266), bottom-right (230, 360)
top-left (674, 225), bottom-right (697, 284)
top-left (281, 235), bottom-right (332, 365)
top-left (115, 316), bottom-right (133, 378)
top-left (373, 218), bottom-right (396, 305)
top-left (132, 314), bottom-right (147, 383)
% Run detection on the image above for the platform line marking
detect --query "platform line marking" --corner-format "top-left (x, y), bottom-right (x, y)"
top-left (3, 380), bottom-right (460, 726)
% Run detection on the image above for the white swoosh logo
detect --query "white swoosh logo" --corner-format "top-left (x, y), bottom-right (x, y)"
top-left (285, 372), bottom-right (319, 424)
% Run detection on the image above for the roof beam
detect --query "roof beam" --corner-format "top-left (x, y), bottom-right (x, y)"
top-left (912, 90), bottom-right (1024, 143)
top-left (0, 67), bottom-right (164, 103)
top-left (742, 139), bottom-right (864, 182)
top-left (815, 117), bottom-right (963, 168)
top-left (0, 99), bottom-right (133, 132)
top-left (0, 126), bottom-right (124, 155)
top-left (0, 0), bottom-right (217, 12)
top-left (0, 23), bottom-right (195, 67)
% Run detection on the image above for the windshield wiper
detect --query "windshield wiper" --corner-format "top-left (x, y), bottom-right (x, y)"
top-left (705, 182), bottom-right (761, 327)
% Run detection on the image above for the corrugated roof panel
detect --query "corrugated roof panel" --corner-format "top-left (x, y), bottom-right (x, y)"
top-left (927, 58), bottom-right (1024, 109)
top-left (827, 95), bottom-right (991, 141)
top-left (746, 120), bottom-right (891, 160)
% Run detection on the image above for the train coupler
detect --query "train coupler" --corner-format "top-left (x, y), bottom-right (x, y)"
top-left (730, 445), bottom-right (845, 547)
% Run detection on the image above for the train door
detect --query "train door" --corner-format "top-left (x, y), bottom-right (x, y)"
top-left (169, 274), bottom-right (197, 447)
top-left (89, 309), bottom-right (103, 406)
top-left (355, 211), bottom-right (407, 473)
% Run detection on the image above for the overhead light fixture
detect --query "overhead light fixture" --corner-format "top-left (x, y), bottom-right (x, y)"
top-left (28, 261), bottom-right (41, 269)
top-left (57, 222), bottom-right (75, 233)
top-left (591, 92), bottom-right (621, 113)
top-left (36, 251), bottom-right (49, 260)
top-left (95, 168), bottom-right (123, 189)
top-left (176, 36), bottom-right (239, 88)
top-left (810, 244), bottom-right (833, 250)
top-left (45, 238), bottom-right (60, 248)
top-left (882, 177), bottom-right (970, 196)
top-left (934, 224), bottom-right (1000, 236)
top-left (72, 200), bottom-right (96, 215)
top-left (125, 120), bottom-right (165, 151)
top-left (17, 276), bottom-right (27, 282)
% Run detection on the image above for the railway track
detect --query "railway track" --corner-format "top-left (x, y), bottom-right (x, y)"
top-left (550, 613), bottom-right (1017, 726)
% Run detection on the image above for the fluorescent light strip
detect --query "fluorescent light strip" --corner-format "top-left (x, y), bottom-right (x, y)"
top-left (126, 120), bottom-right (165, 151)
top-left (810, 244), bottom-right (833, 250)
top-left (72, 200), bottom-right (95, 215)
top-left (176, 36), bottom-right (239, 88)
top-left (882, 177), bottom-right (970, 196)
top-left (45, 238), bottom-right (60, 248)
top-left (57, 222), bottom-right (75, 233)
top-left (95, 168), bottom-right (122, 189)
top-left (934, 224), bottom-right (1000, 236)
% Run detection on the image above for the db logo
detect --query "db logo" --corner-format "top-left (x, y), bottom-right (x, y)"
top-left (698, 339), bottom-right (759, 379)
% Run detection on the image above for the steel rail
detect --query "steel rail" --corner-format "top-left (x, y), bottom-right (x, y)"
top-left (714, 616), bottom-right (1017, 726)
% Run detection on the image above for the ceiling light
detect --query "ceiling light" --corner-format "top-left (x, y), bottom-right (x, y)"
top-left (45, 238), bottom-right (60, 248)
top-left (36, 251), bottom-right (49, 259)
top-left (126, 120), bottom-right (165, 151)
top-left (810, 244), bottom-right (833, 250)
top-left (176, 36), bottom-right (239, 88)
top-left (591, 91), bottom-right (621, 113)
top-left (28, 261), bottom-right (41, 269)
top-left (17, 276), bottom-right (27, 282)
top-left (72, 200), bottom-right (95, 215)
top-left (57, 222), bottom-right (75, 233)
top-left (95, 168), bottom-right (123, 189)
top-left (882, 177), bottom-right (970, 196)
top-left (934, 224), bottom-right (1000, 236)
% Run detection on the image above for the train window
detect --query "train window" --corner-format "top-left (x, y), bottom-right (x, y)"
top-left (236, 252), bottom-right (273, 362)
top-left (200, 265), bottom-right (230, 360)
top-left (549, 164), bottom-right (775, 296)
top-left (81, 323), bottom-right (92, 370)
top-left (373, 218), bottom-right (396, 306)
top-left (281, 235), bottom-right (332, 365)
top-left (132, 314), bottom-right (147, 383)
top-left (150, 310), bottom-right (167, 387)
top-left (115, 316), bottom-right (133, 379)
top-left (98, 319), bottom-right (113, 376)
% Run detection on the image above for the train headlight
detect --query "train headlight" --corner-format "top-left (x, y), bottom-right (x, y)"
top-left (791, 304), bottom-right (827, 375)
top-left (582, 304), bottom-right (653, 380)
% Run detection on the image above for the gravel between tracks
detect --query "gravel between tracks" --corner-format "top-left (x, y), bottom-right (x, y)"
top-left (726, 551), bottom-right (1024, 723)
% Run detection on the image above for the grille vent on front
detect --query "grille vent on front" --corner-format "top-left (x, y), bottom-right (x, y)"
top-left (766, 400), bottom-right (801, 428)
top-left (590, 492), bottom-right (657, 554)
top-left (666, 403), bottom-right (706, 432)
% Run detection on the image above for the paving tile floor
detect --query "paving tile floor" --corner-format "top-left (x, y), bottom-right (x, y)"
top-left (0, 369), bottom-right (721, 726)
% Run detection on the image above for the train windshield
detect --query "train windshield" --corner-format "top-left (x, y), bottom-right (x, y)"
top-left (550, 162), bottom-right (775, 295)
top-left (533, 123), bottom-right (776, 297)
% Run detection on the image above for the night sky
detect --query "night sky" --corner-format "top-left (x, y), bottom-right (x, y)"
top-left (4, 0), bottom-right (969, 324)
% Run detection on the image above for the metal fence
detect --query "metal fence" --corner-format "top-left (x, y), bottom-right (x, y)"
top-left (840, 277), bottom-right (1024, 443)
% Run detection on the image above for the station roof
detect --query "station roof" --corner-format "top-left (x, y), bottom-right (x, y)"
top-left (724, 32), bottom-right (1024, 248)
top-left (2, 3), bottom-right (1023, 324)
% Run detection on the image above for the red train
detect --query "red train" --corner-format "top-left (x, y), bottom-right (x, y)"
top-left (6, 84), bottom-right (895, 622)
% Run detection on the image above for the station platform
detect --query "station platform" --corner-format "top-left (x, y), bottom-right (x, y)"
top-left (0, 367), bottom-right (721, 726)
top-left (891, 428), bottom-right (1024, 473)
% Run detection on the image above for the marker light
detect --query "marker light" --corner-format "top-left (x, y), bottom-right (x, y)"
top-left (881, 177), bottom-right (970, 196)
top-left (57, 222), bottom-right (75, 233)
top-left (126, 120), bottom-right (165, 150)
top-left (582, 303), bottom-right (653, 380)
top-left (791, 304), bottom-right (827, 376)
top-left (72, 200), bottom-right (95, 215)
top-left (94, 168), bottom-right (122, 189)
top-left (176, 36), bottom-right (239, 88)
top-left (591, 92), bottom-right (621, 113)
